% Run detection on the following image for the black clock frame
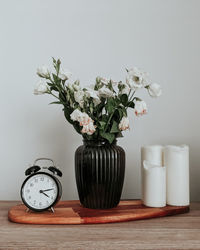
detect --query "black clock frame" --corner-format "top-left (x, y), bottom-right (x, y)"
top-left (20, 171), bottom-right (62, 212)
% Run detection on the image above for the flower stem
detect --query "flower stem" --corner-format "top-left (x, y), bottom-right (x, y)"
top-left (105, 111), bottom-right (114, 132)
top-left (129, 91), bottom-right (135, 102)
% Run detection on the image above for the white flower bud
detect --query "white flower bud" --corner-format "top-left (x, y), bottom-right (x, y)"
top-left (119, 117), bottom-right (130, 131)
top-left (34, 79), bottom-right (48, 95)
top-left (37, 65), bottom-right (50, 78)
top-left (58, 68), bottom-right (72, 81)
top-left (148, 83), bottom-right (162, 97)
top-left (98, 86), bottom-right (114, 98)
top-left (134, 100), bottom-right (147, 116)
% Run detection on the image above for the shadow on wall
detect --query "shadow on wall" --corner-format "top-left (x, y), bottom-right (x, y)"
top-left (32, 109), bottom-right (80, 200)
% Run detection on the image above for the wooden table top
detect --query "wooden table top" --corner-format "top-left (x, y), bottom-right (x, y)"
top-left (8, 200), bottom-right (190, 225)
top-left (1, 201), bottom-right (200, 249)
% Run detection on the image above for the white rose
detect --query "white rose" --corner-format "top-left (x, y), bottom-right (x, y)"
top-left (101, 78), bottom-right (110, 85)
top-left (79, 113), bottom-right (92, 126)
top-left (34, 79), bottom-right (48, 95)
top-left (126, 67), bottom-right (148, 90)
top-left (58, 68), bottom-right (72, 81)
top-left (119, 117), bottom-right (130, 131)
top-left (85, 88), bottom-right (101, 106)
top-left (81, 121), bottom-right (96, 135)
top-left (70, 109), bottom-right (93, 126)
top-left (101, 78), bottom-right (118, 87)
top-left (74, 90), bottom-right (85, 108)
top-left (148, 83), bottom-right (162, 97)
top-left (134, 100), bottom-right (147, 116)
top-left (98, 86), bottom-right (114, 98)
top-left (37, 65), bottom-right (50, 78)
top-left (70, 109), bottom-right (83, 121)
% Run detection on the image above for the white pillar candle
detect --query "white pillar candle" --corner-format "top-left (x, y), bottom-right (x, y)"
top-left (164, 145), bottom-right (190, 206)
top-left (141, 145), bottom-right (163, 202)
top-left (141, 145), bottom-right (163, 166)
top-left (143, 160), bottom-right (166, 207)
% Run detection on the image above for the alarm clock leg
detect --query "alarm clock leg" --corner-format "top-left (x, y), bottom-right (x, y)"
top-left (50, 207), bottom-right (55, 213)
top-left (26, 208), bottom-right (30, 213)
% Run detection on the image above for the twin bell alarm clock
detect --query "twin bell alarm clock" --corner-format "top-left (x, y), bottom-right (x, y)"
top-left (21, 158), bottom-right (62, 212)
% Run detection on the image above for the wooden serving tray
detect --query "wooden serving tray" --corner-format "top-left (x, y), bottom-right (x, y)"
top-left (8, 200), bottom-right (189, 225)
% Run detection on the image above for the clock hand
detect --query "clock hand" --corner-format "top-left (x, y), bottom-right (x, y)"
top-left (39, 190), bottom-right (50, 198)
top-left (42, 192), bottom-right (50, 198)
top-left (42, 188), bottom-right (54, 192)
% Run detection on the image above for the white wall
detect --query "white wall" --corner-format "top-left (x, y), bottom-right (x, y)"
top-left (0, 0), bottom-right (200, 201)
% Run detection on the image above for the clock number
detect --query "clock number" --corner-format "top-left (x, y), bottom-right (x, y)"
top-left (28, 196), bottom-right (31, 199)
top-left (30, 183), bottom-right (34, 187)
top-left (35, 178), bottom-right (38, 183)
top-left (39, 202), bottom-right (42, 207)
top-left (40, 177), bottom-right (44, 181)
top-left (26, 189), bottom-right (30, 193)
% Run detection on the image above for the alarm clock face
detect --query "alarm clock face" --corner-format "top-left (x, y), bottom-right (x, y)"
top-left (21, 172), bottom-right (60, 211)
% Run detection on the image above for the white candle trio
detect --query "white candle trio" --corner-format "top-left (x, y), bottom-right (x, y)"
top-left (141, 145), bottom-right (189, 207)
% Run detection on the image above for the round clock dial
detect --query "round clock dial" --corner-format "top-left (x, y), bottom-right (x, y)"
top-left (21, 173), bottom-right (59, 211)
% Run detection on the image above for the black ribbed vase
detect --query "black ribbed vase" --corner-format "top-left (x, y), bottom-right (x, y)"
top-left (75, 140), bottom-right (125, 209)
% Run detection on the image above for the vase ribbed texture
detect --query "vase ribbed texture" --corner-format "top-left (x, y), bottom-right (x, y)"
top-left (75, 140), bottom-right (125, 209)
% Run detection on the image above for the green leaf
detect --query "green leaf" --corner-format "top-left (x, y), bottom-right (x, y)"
top-left (107, 80), bottom-right (114, 91)
top-left (120, 94), bottom-right (128, 106)
top-left (106, 98), bottom-right (115, 114)
top-left (49, 101), bottom-right (62, 105)
top-left (59, 92), bottom-right (66, 102)
top-left (100, 131), bottom-right (115, 144)
top-left (50, 86), bottom-right (59, 92)
top-left (123, 109), bottom-right (127, 116)
top-left (52, 73), bottom-right (58, 82)
top-left (63, 108), bottom-right (73, 124)
top-left (73, 122), bottom-right (82, 134)
top-left (101, 114), bottom-right (108, 122)
top-left (115, 97), bottom-right (121, 105)
top-left (110, 120), bottom-right (120, 133)
top-left (52, 57), bottom-right (56, 64)
top-left (116, 131), bottom-right (124, 138)
top-left (128, 101), bottom-right (135, 109)
top-left (114, 108), bottom-right (123, 120)
top-left (64, 108), bottom-right (81, 134)
top-left (133, 97), bottom-right (142, 102)
top-left (99, 121), bottom-right (106, 130)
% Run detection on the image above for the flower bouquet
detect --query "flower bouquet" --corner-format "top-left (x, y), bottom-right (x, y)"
top-left (34, 58), bottom-right (161, 208)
